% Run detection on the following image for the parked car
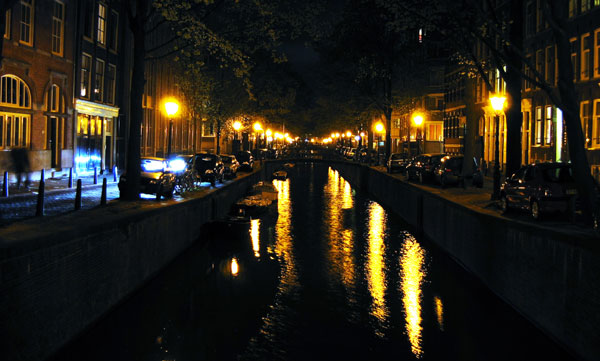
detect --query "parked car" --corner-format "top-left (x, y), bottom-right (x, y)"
top-left (236, 150), bottom-right (254, 171)
top-left (500, 163), bottom-right (577, 220)
top-left (405, 153), bottom-right (446, 183)
top-left (118, 157), bottom-right (176, 198)
top-left (434, 155), bottom-right (484, 188)
top-left (387, 153), bottom-right (409, 173)
top-left (192, 153), bottom-right (224, 186)
top-left (221, 154), bottom-right (240, 179)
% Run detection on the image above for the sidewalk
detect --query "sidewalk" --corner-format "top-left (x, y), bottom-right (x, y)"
top-left (1, 169), bottom-right (119, 198)
top-left (372, 165), bottom-right (596, 237)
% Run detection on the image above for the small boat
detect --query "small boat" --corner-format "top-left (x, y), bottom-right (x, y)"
top-left (272, 170), bottom-right (288, 180)
top-left (251, 181), bottom-right (279, 201)
top-left (232, 194), bottom-right (274, 216)
top-left (283, 162), bottom-right (295, 168)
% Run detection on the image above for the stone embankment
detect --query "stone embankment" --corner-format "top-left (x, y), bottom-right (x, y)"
top-left (0, 169), bottom-right (262, 361)
top-left (329, 161), bottom-right (599, 361)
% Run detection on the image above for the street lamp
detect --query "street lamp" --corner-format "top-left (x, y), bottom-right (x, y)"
top-left (412, 113), bottom-right (424, 155)
top-left (490, 94), bottom-right (506, 200)
top-left (375, 122), bottom-right (385, 164)
top-left (232, 120), bottom-right (242, 153)
top-left (253, 121), bottom-right (262, 151)
top-left (164, 99), bottom-right (179, 157)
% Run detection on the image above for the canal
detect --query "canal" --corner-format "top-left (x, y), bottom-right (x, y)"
top-left (51, 163), bottom-right (575, 361)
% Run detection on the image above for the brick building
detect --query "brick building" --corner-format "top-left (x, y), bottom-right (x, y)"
top-left (0, 0), bottom-right (75, 173)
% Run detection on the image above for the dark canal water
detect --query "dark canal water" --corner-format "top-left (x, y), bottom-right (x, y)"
top-left (51, 163), bottom-right (576, 361)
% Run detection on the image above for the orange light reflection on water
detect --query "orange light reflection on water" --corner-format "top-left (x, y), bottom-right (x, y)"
top-left (366, 201), bottom-right (388, 337)
top-left (325, 168), bottom-right (356, 305)
top-left (400, 233), bottom-right (426, 358)
top-left (250, 219), bottom-right (260, 258)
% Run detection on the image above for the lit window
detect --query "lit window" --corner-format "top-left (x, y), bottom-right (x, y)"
top-left (545, 106), bottom-right (553, 145)
top-left (581, 101), bottom-right (591, 147)
top-left (202, 122), bottom-right (215, 137)
top-left (581, 33), bottom-right (591, 80)
top-left (582, 0), bottom-right (591, 12)
top-left (593, 100), bottom-right (600, 148)
top-left (0, 75), bottom-right (31, 108)
top-left (95, 59), bottom-right (105, 101)
top-left (535, 106), bottom-right (543, 145)
top-left (19, 0), bottom-right (33, 46)
top-left (594, 29), bottom-right (600, 78)
top-left (52, 1), bottom-right (64, 56)
top-left (81, 54), bottom-right (91, 98)
top-left (48, 84), bottom-right (61, 112)
top-left (569, 0), bottom-right (577, 17)
top-left (97, 3), bottom-right (106, 45)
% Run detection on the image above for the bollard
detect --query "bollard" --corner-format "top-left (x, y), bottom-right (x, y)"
top-left (101, 178), bottom-right (107, 205)
top-left (68, 168), bottom-right (73, 188)
top-left (3, 171), bottom-right (8, 197)
top-left (74, 179), bottom-right (82, 210)
top-left (93, 167), bottom-right (98, 184)
top-left (113, 165), bottom-right (118, 182)
top-left (35, 170), bottom-right (45, 217)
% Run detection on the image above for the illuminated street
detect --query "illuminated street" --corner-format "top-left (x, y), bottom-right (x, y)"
top-left (50, 164), bottom-right (575, 360)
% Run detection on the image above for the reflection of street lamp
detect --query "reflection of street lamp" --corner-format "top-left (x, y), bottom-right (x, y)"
top-left (490, 95), bottom-right (506, 200)
top-left (412, 114), bottom-right (424, 155)
top-left (164, 100), bottom-right (179, 157)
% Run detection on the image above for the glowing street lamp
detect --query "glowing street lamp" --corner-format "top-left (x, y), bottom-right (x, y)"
top-left (375, 122), bottom-right (385, 164)
top-left (232, 120), bottom-right (242, 153)
top-left (164, 99), bottom-right (179, 157)
top-left (412, 113), bottom-right (424, 155)
top-left (490, 94), bottom-right (506, 200)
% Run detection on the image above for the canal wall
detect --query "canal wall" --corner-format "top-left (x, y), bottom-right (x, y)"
top-left (328, 161), bottom-right (600, 361)
top-left (0, 170), bottom-right (264, 361)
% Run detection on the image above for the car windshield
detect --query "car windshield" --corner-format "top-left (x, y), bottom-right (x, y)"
top-left (391, 154), bottom-right (405, 160)
top-left (141, 158), bottom-right (165, 172)
top-left (541, 166), bottom-right (574, 183)
top-left (221, 156), bottom-right (233, 163)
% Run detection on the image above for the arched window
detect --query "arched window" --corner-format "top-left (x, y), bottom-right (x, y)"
top-left (0, 74), bottom-right (31, 108)
top-left (0, 75), bottom-right (31, 149)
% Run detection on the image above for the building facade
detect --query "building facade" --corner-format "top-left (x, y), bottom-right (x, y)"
top-left (1, 0), bottom-right (75, 173)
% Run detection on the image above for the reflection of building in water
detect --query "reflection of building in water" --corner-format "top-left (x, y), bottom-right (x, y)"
top-left (400, 233), bottom-right (427, 358)
top-left (250, 219), bottom-right (260, 258)
top-left (366, 201), bottom-right (388, 337)
top-left (434, 296), bottom-right (444, 331)
top-left (324, 168), bottom-right (357, 306)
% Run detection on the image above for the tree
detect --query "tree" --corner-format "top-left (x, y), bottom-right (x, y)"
top-left (121, 0), bottom-right (312, 199)
top-left (317, 0), bottom-right (438, 160)
top-left (382, 0), bottom-right (598, 222)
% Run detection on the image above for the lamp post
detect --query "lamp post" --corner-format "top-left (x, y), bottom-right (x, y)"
top-left (253, 121), bottom-right (262, 154)
top-left (490, 95), bottom-right (506, 200)
top-left (375, 122), bottom-right (384, 165)
top-left (412, 114), bottom-right (424, 155)
top-left (232, 120), bottom-right (242, 153)
top-left (164, 100), bottom-right (179, 158)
